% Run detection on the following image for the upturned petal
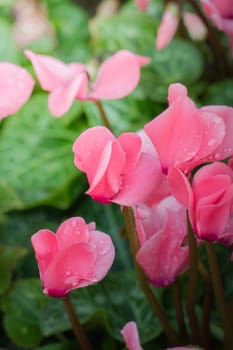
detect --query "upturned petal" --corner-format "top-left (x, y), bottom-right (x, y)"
top-left (0, 62), bottom-right (34, 119)
top-left (88, 50), bottom-right (150, 100)
top-left (156, 2), bottom-right (179, 50)
top-left (121, 321), bottom-right (143, 350)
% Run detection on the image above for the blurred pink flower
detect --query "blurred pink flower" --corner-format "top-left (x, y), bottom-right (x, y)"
top-left (72, 126), bottom-right (162, 206)
top-left (31, 217), bottom-right (115, 298)
top-left (25, 49), bottom-right (150, 117)
top-left (144, 83), bottom-right (233, 174)
top-left (134, 0), bottom-right (150, 12)
top-left (0, 62), bottom-right (34, 120)
top-left (200, 0), bottom-right (233, 55)
top-left (135, 195), bottom-right (189, 287)
top-left (168, 162), bottom-right (233, 247)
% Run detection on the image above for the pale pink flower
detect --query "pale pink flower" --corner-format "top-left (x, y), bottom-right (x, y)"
top-left (25, 49), bottom-right (150, 117)
top-left (200, 0), bottom-right (233, 54)
top-left (168, 162), bottom-right (233, 247)
top-left (135, 195), bottom-right (189, 287)
top-left (121, 322), bottom-right (143, 350)
top-left (144, 83), bottom-right (233, 174)
top-left (0, 62), bottom-right (34, 120)
top-left (156, 2), bottom-right (180, 50)
top-left (72, 126), bottom-right (162, 206)
top-left (183, 12), bottom-right (208, 41)
top-left (31, 217), bottom-right (115, 298)
top-left (134, 0), bottom-right (150, 12)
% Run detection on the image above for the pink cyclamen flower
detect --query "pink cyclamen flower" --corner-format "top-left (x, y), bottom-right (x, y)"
top-left (31, 217), bottom-right (115, 298)
top-left (144, 83), bottom-right (233, 174)
top-left (24, 49), bottom-right (150, 117)
top-left (135, 195), bottom-right (189, 287)
top-left (0, 62), bottom-right (34, 120)
top-left (200, 0), bottom-right (233, 55)
top-left (134, 0), bottom-right (150, 11)
top-left (72, 126), bottom-right (162, 206)
top-left (168, 162), bottom-right (233, 247)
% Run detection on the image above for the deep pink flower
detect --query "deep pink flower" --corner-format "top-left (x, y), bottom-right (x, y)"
top-left (121, 322), bottom-right (143, 350)
top-left (200, 0), bottom-right (233, 55)
top-left (0, 62), bottom-right (34, 120)
top-left (135, 195), bottom-right (189, 287)
top-left (72, 126), bottom-right (162, 206)
top-left (168, 162), bottom-right (233, 246)
top-left (25, 49), bottom-right (150, 117)
top-left (31, 217), bottom-right (115, 298)
top-left (144, 83), bottom-right (233, 174)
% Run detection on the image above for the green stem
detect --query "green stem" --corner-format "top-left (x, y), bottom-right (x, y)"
top-left (205, 242), bottom-right (233, 350)
top-left (186, 213), bottom-right (201, 344)
top-left (198, 261), bottom-right (212, 350)
top-left (94, 100), bottom-right (113, 132)
top-left (172, 278), bottom-right (188, 343)
top-left (63, 296), bottom-right (93, 350)
top-left (122, 206), bottom-right (179, 345)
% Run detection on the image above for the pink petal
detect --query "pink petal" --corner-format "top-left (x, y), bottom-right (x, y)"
top-left (183, 12), bottom-right (207, 41)
top-left (167, 83), bottom-right (187, 105)
top-left (134, 0), bottom-right (150, 11)
top-left (48, 72), bottom-right (88, 117)
top-left (117, 132), bottom-right (142, 174)
top-left (72, 126), bottom-right (115, 183)
top-left (43, 243), bottom-right (97, 297)
top-left (31, 229), bottom-right (58, 277)
top-left (121, 321), bottom-right (143, 350)
top-left (56, 217), bottom-right (90, 248)
top-left (200, 0), bottom-right (224, 29)
top-left (87, 140), bottom-right (125, 204)
top-left (113, 153), bottom-right (162, 206)
top-left (88, 50), bottom-right (150, 100)
top-left (156, 3), bottom-right (179, 50)
top-left (200, 106), bottom-right (233, 161)
top-left (167, 167), bottom-right (192, 208)
top-left (24, 50), bottom-right (85, 91)
top-left (144, 93), bottom-right (202, 172)
top-left (0, 63), bottom-right (34, 119)
top-left (88, 231), bottom-right (115, 281)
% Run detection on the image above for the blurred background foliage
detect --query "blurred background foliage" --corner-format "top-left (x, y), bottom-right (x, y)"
top-left (0, 0), bottom-right (232, 349)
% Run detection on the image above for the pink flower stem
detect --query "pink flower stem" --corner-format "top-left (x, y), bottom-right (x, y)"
top-left (187, 0), bottom-right (232, 77)
top-left (63, 296), bottom-right (93, 350)
top-left (122, 206), bottom-right (179, 345)
top-left (172, 278), bottom-right (188, 343)
top-left (198, 261), bottom-right (212, 350)
top-left (94, 100), bottom-right (113, 132)
top-left (204, 242), bottom-right (233, 350)
top-left (186, 213), bottom-right (201, 345)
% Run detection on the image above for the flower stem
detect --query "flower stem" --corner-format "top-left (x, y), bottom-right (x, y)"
top-left (122, 206), bottom-right (179, 345)
top-left (94, 100), bottom-right (113, 132)
top-left (186, 213), bottom-right (201, 345)
top-left (172, 278), bottom-right (188, 343)
top-left (205, 242), bottom-right (233, 350)
top-left (63, 296), bottom-right (93, 350)
top-left (198, 261), bottom-right (212, 350)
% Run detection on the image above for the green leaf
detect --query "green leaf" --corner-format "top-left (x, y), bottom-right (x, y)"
top-left (0, 245), bottom-right (27, 295)
top-left (202, 79), bottom-right (233, 106)
top-left (2, 278), bottom-right (47, 348)
top-left (0, 18), bottom-right (21, 63)
top-left (0, 93), bottom-right (86, 212)
top-left (40, 270), bottom-right (163, 344)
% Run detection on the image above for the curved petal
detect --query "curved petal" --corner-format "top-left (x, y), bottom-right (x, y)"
top-left (145, 95), bottom-right (202, 172)
top-left (89, 50), bottom-right (150, 100)
top-left (114, 153), bottom-right (162, 206)
top-left (117, 132), bottom-right (142, 174)
top-left (48, 72), bottom-right (88, 117)
top-left (156, 3), bottom-right (179, 50)
top-left (89, 231), bottom-right (115, 281)
top-left (183, 12), bottom-right (207, 41)
top-left (43, 243), bottom-right (97, 297)
top-left (167, 167), bottom-right (192, 208)
top-left (87, 140), bottom-right (125, 204)
top-left (31, 229), bottom-right (58, 277)
top-left (56, 217), bottom-right (89, 248)
top-left (0, 63), bottom-right (34, 119)
top-left (121, 321), bottom-right (143, 350)
top-left (72, 126), bottom-right (115, 183)
top-left (167, 83), bottom-right (187, 105)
